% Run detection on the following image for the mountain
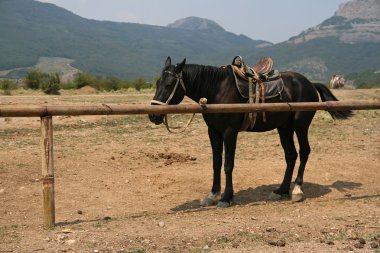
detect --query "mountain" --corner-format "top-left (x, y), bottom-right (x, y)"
top-left (0, 0), bottom-right (268, 80)
top-left (289, 0), bottom-right (380, 44)
top-left (241, 0), bottom-right (380, 81)
top-left (167, 17), bottom-right (226, 32)
top-left (0, 0), bottom-right (379, 82)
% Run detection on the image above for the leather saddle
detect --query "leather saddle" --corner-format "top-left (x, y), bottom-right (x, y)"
top-left (228, 56), bottom-right (284, 101)
top-left (226, 56), bottom-right (285, 131)
top-left (253, 57), bottom-right (273, 77)
top-left (230, 56), bottom-right (278, 82)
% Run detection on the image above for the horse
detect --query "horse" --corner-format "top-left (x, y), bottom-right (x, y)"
top-left (149, 56), bottom-right (352, 208)
top-left (330, 75), bottom-right (345, 89)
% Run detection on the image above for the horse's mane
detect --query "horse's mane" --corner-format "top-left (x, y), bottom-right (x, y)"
top-left (183, 64), bottom-right (230, 92)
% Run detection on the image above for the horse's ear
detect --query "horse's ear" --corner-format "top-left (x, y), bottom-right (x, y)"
top-left (175, 58), bottom-right (186, 73)
top-left (165, 56), bottom-right (172, 67)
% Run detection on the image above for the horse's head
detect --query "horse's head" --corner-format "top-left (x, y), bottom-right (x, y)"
top-left (149, 56), bottom-right (186, 125)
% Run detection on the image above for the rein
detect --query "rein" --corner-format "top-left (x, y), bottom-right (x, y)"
top-left (151, 71), bottom-right (196, 133)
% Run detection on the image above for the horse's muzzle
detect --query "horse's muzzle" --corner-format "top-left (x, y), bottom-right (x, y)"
top-left (148, 114), bottom-right (164, 125)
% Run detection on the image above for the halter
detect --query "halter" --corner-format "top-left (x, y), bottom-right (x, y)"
top-left (150, 70), bottom-right (195, 133)
top-left (150, 71), bottom-right (186, 105)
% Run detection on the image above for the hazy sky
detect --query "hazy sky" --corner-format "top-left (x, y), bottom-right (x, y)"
top-left (37, 0), bottom-right (350, 43)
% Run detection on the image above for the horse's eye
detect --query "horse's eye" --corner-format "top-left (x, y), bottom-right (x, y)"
top-left (165, 81), bottom-right (173, 87)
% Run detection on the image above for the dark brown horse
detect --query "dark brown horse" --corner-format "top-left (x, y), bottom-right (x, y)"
top-left (149, 57), bottom-right (352, 208)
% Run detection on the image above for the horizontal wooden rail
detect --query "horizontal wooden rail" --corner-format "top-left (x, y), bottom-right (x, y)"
top-left (1, 100), bottom-right (380, 117)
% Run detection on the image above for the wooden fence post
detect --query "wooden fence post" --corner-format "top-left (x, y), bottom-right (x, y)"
top-left (40, 116), bottom-right (55, 228)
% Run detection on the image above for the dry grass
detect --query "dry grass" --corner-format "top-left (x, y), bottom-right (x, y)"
top-left (0, 88), bottom-right (379, 253)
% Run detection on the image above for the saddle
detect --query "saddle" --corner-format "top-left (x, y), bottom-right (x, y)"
top-left (230, 56), bottom-right (278, 82)
top-left (227, 56), bottom-right (284, 131)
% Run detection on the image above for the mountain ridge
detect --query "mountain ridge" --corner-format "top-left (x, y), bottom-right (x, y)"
top-left (0, 0), bottom-right (379, 82)
top-left (288, 0), bottom-right (380, 44)
top-left (0, 0), bottom-right (269, 79)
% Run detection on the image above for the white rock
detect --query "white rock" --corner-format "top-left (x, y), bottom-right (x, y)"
top-left (57, 234), bottom-right (68, 241)
top-left (66, 239), bottom-right (76, 245)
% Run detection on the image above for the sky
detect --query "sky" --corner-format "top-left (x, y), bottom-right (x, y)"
top-left (36, 0), bottom-right (350, 43)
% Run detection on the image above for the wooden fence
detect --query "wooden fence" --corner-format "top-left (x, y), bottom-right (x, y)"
top-left (1, 100), bottom-right (380, 228)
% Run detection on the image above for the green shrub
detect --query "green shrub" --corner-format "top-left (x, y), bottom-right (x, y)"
top-left (23, 70), bottom-right (42, 89)
top-left (99, 76), bottom-right (122, 91)
top-left (346, 70), bottom-right (380, 88)
top-left (40, 73), bottom-right (60, 95)
top-left (0, 79), bottom-right (17, 95)
top-left (132, 77), bottom-right (150, 91)
top-left (73, 72), bottom-right (97, 89)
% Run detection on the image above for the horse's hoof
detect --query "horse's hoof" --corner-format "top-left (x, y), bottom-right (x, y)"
top-left (268, 191), bottom-right (282, 201)
top-left (291, 193), bottom-right (304, 202)
top-left (216, 201), bottom-right (230, 208)
top-left (200, 192), bottom-right (220, 207)
top-left (291, 185), bottom-right (304, 202)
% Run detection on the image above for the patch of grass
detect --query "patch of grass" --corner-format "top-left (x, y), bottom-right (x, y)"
top-left (127, 249), bottom-right (145, 253)
top-left (54, 116), bottom-right (149, 134)
top-left (91, 217), bottom-right (113, 228)
top-left (0, 225), bottom-right (23, 243)
top-left (0, 162), bottom-right (7, 172)
top-left (190, 248), bottom-right (208, 253)
top-left (323, 229), bottom-right (349, 241)
top-left (202, 231), bottom-right (264, 251)
top-left (0, 128), bottom-right (38, 137)
top-left (356, 110), bottom-right (380, 119)
top-left (92, 221), bottom-right (103, 228)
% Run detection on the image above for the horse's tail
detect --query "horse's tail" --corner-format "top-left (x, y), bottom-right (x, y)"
top-left (312, 82), bottom-right (353, 119)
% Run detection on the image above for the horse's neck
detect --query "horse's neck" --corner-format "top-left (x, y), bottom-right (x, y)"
top-left (182, 65), bottom-right (223, 102)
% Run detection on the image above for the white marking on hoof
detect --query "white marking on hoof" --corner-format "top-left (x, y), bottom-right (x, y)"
top-left (268, 191), bottom-right (282, 201)
top-left (291, 185), bottom-right (304, 202)
top-left (200, 192), bottom-right (220, 207)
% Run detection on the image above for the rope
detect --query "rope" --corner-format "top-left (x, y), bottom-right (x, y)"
top-left (163, 112), bottom-right (196, 134)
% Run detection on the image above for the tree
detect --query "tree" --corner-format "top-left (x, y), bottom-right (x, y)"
top-left (99, 76), bottom-right (122, 91)
top-left (24, 70), bottom-right (42, 89)
top-left (132, 77), bottom-right (148, 91)
top-left (0, 79), bottom-right (17, 95)
top-left (40, 73), bottom-right (60, 95)
top-left (73, 72), bottom-right (97, 89)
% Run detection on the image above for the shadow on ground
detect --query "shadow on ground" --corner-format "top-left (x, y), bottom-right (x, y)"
top-left (170, 180), bottom-right (363, 212)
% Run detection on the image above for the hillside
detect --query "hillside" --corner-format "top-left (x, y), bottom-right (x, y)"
top-left (244, 0), bottom-right (380, 81)
top-left (0, 0), bottom-right (267, 80)
top-left (288, 0), bottom-right (380, 44)
top-left (0, 0), bottom-right (379, 82)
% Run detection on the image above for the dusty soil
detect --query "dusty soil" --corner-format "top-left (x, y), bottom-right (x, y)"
top-left (0, 89), bottom-right (379, 253)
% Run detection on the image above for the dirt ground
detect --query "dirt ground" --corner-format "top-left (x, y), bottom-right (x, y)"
top-left (0, 89), bottom-right (379, 253)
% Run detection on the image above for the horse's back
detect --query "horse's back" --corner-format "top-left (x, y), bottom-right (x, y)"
top-left (280, 71), bottom-right (319, 103)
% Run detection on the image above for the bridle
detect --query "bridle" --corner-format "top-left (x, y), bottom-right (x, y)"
top-left (150, 70), bottom-right (195, 133)
top-left (150, 71), bottom-right (186, 105)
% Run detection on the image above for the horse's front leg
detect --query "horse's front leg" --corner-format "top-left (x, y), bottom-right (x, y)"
top-left (200, 127), bottom-right (223, 207)
top-left (217, 129), bottom-right (238, 208)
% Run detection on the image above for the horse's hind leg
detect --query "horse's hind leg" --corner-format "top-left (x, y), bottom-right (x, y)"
top-left (200, 128), bottom-right (223, 207)
top-left (270, 124), bottom-right (297, 200)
